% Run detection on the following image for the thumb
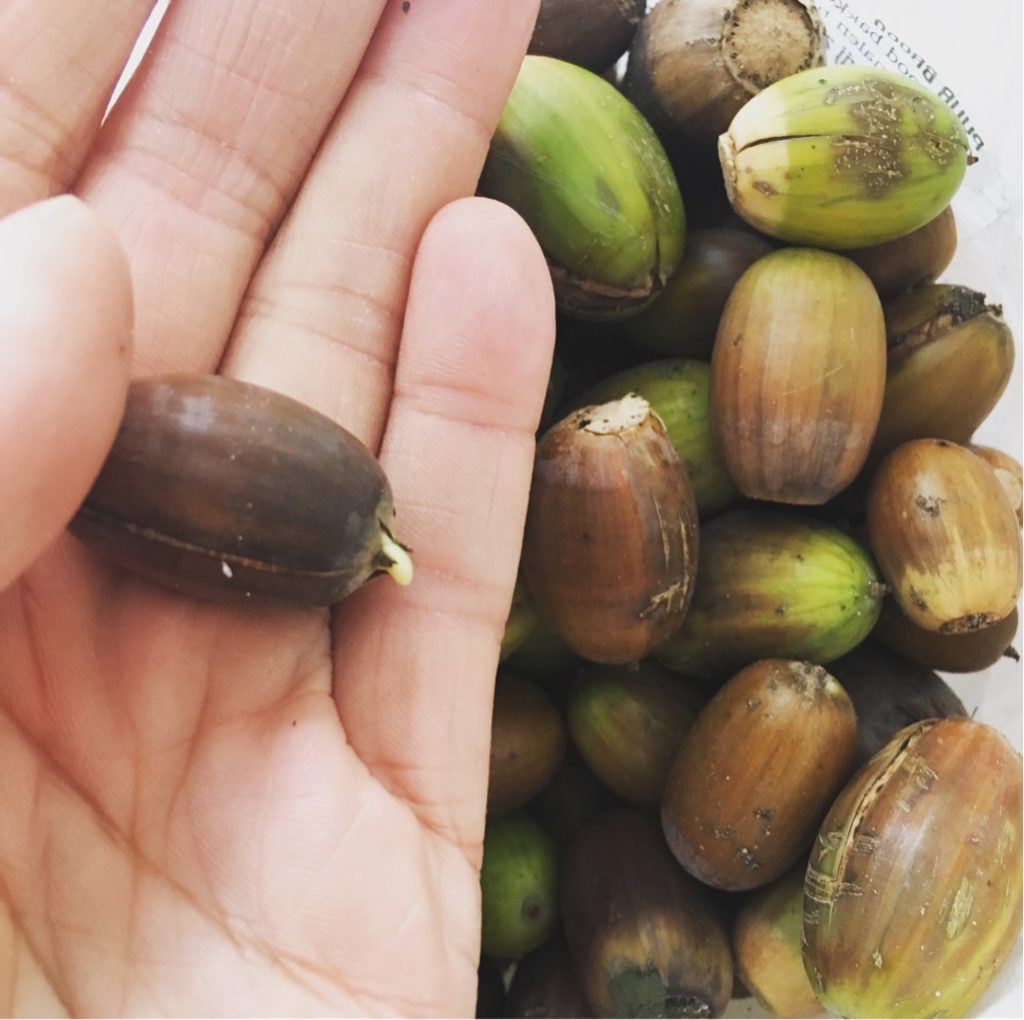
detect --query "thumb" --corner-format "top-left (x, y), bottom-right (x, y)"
top-left (0, 196), bottom-right (132, 589)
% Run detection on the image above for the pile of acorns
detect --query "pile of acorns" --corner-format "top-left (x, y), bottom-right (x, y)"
top-left (477, 1), bottom-right (1023, 1018)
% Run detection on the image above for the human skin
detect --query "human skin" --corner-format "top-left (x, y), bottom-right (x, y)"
top-left (0, 1), bottom-right (554, 1015)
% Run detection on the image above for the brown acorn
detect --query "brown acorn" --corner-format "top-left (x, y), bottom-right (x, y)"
top-left (488, 674), bottom-right (567, 817)
top-left (562, 808), bottom-right (734, 1018)
top-left (623, 0), bottom-right (825, 156)
top-left (870, 284), bottom-right (1015, 462)
top-left (71, 375), bottom-right (412, 607)
top-left (710, 248), bottom-right (886, 504)
top-left (871, 599), bottom-right (1020, 674)
top-left (529, 0), bottom-right (646, 73)
top-left (506, 935), bottom-right (590, 1019)
top-left (866, 439), bottom-right (1023, 633)
top-left (523, 394), bottom-right (699, 664)
top-left (620, 227), bottom-right (774, 360)
top-left (803, 718), bottom-right (1023, 1018)
top-left (845, 205), bottom-right (957, 301)
top-left (662, 659), bottom-right (858, 891)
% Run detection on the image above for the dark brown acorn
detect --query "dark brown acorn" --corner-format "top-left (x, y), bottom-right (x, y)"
top-left (661, 659), bottom-right (858, 891)
top-left (528, 0), bottom-right (646, 73)
top-left (866, 439), bottom-right (1023, 633)
top-left (710, 248), bottom-right (886, 504)
top-left (826, 641), bottom-right (967, 769)
top-left (70, 375), bottom-right (411, 607)
top-left (506, 935), bottom-right (591, 1018)
top-left (620, 228), bottom-right (774, 360)
top-left (562, 808), bottom-right (734, 1018)
top-left (871, 600), bottom-right (1021, 674)
top-left (803, 718), bottom-right (1023, 1017)
top-left (530, 746), bottom-right (620, 851)
top-left (845, 206), bottom-right (957, 300)
top-left (489, 674), bottom-right (567, 817)
top-left (523, 395), bottom-right (699, 664)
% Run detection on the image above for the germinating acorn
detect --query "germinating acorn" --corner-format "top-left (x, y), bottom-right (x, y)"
top-left (479, 55), bottom-right (685, 319)
top-left (480, 811), bottom-right (560, 959)
top-left (845, 205), bottom-right (957, 300)
top-left (528, 0), bottom-right (645, 73)
top-left (870, 284), bottom-right (1015, 462)
top-left (719, 66), bottom-right (971, 248)
top-left (662, 659), bottom-right (858, 891)
top-left (488, 674), bottom-right (567, 817)
top-left (562, 808), bottom-right (734, 1018)
top-left (575, 359), bottom-right (739, 515)
top-left (568, 660), bottom-right (705, 809)
top-left (620, 227), bottom-right (774, 359)
top-left (872, 599), bottom-right (1020, 674)
top-left (523, 394), bottom-right (699, 664)
top-left (711, 247), bottom-right (886, 504)
top-left (866, 439), bottom-right (1023, 633)
top-left (654, 510), bottom-right (884, 680)
top-left (803, 718), bottom-right (1023, 1018)
top-left (71, 374), bottom-right (411, 608)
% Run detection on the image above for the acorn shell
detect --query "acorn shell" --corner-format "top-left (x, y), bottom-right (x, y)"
top-left (710, 247), bottom-right (886, 505)
top-left (70, 374), bottom-right (410, 608)
top-left (661, 659), bottom-right (858, 891)
top-left (523, 394), bottom-right (699, 664)
top-left (866, 439), bottom-right (1023, 633)
top-left (802, 718), bottom-right (1023, 1018)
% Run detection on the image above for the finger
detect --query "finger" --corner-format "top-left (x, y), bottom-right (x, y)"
top-left (221, 0), bottom-right (540, 449)
top-left (0, 196), bottom-right (132, 589)
top-left (0, 0), bottom-right (157, 217)
top-left (74, 0), bottom-right (388, 376)
top-left (332, 198), bottom-right (555, 853)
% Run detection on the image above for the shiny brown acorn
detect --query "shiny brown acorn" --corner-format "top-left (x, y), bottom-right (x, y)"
top-left (506, 934), bottom-right (590, 1019)
top-left (870, 284), bottom-right (1015, 463)
top-left (662, 659), bottom-right (858, 891)
top-left (872, 598), bottom-right (1021, 673)
top-left (803, 718), bottom-right (1023, 1018)
top-left (488, 674), bottom-right (567, 817)
top-left (866, 439), bottom-right (1023, 633)
top-left (711, 248), bottom-right (886, 504)
top-left (845, 206), bottom-right (957, 300)
top-left (562, 808), bottom-right (734, 1018)
top-left (71, 375), bottom-right (412, 607)
top-left (523, 394), bottom-right (699, 664)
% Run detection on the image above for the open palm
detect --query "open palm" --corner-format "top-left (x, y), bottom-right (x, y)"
top-left (0, 1), bottom-right (553, 1015)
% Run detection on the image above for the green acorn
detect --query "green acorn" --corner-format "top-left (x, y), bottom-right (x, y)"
top-left (480, 55), bottom-right (686, 319)
top-left (719, 66), bottom-right (971, 248)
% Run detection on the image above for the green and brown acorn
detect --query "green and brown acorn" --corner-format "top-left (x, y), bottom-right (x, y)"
top-left (719, 66), bottom-right (972, 248)
top-left (480, 55), bottom-right (685, 319)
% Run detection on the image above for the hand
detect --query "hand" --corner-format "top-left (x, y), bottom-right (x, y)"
top-left (0, 2), bottom-right (554, 1015)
